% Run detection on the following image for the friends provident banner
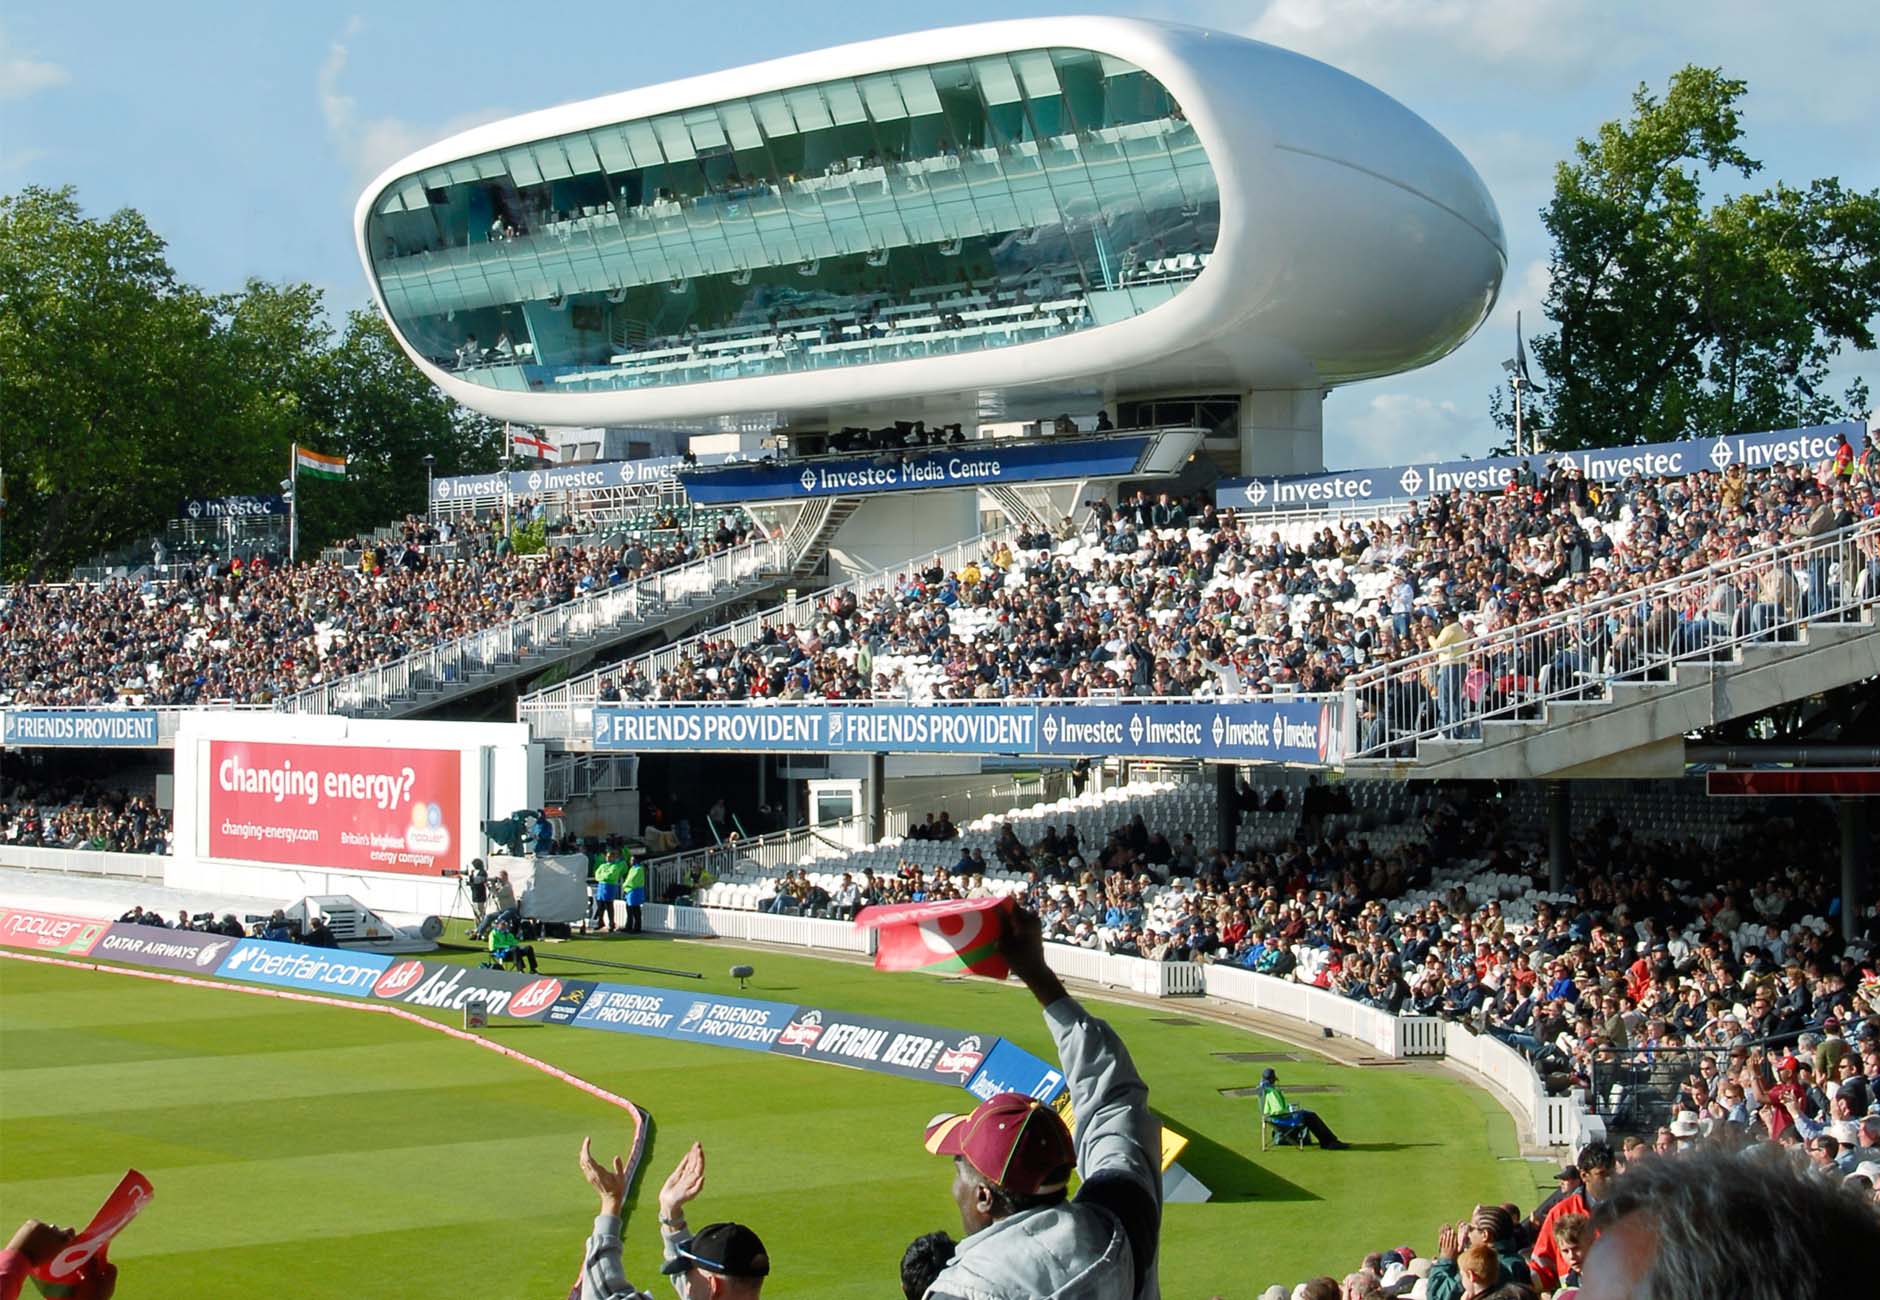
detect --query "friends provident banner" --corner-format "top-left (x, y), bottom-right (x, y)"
top-left (205, 740), bottom-right (461, 876)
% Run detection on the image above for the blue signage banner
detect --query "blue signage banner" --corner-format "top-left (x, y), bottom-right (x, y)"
top-left (180, 495), bottom-right (288, 520)
top-left (2, 710), bottom-right (160, 748)
top-left (679, 436), bottom-right (1152, 505)
top-left (432, 453), bottom-right (739, 505)
top-left (668, 992), bottom-right (800, 1052)
top-left (964, 1038), bottom-right (1068, 1106)
top-left (570, 985), bottom-right (685, 1038)
top-left (1217, 420), bottom-right (1863, 511)
top-left (214, 939), bottom-right (392, 995)
top-left (592, 698), bottom-right (1343, 764)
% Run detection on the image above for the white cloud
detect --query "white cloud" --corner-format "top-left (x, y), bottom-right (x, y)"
top-left (319, 18), bottom-right (508, 185)
top-left (1238, 0), bottom-right (1622, 96)
top-left (1331, 392), bottom-right (1481, 466)
top-left (0, 23), bottom-right (69, 103)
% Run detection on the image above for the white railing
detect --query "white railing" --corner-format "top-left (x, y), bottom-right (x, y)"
top-left (0, 845), bottom-right (168, 879)
top-left (519, 524), bottom-right (1021, 729)
top-left (1343, 514), bottom-right (1880, 760)
top-left (1442, 1022), bottom-right (1592, 1147)
top-left (279, 536), bottom-right (784, 716)
top-left (642, 902), bottom-right (876, 953)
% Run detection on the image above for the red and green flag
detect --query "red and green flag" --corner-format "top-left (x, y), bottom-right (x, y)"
top-left (855, 896), bottom-right (1013, 979)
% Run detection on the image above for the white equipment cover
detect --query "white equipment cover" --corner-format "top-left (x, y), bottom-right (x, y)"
top-left (493, 853), bottom-right (588, 924)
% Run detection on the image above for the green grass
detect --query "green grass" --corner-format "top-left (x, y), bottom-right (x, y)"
top-left (0, 931), bottom-right (1551, 1297)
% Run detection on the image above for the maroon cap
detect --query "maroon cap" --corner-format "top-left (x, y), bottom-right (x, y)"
top-left (924, 1092), bottom-right (1075, 1196)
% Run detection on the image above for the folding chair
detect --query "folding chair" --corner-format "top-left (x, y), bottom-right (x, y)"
top-left (1258, 1085), bottom-right (1310, 1151)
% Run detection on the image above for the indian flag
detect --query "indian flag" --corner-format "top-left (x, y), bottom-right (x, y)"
top-left (294, 447), bottom-right (347, 480)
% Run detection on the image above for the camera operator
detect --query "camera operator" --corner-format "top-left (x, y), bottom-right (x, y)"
top-left (474, 870), bottom-right (518, 940)
top-left (465, 858), bottom-right (490, 927)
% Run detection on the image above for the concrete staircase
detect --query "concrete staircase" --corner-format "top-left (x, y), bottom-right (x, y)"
top-left (788, 496), bottom-right (865, 577)
top-left (1348, 611), bottom-right (1880, 780)
top-left (282, 542), bottom-right (788, 720)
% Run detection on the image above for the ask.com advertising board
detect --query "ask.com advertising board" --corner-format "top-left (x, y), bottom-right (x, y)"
top-left (203, 740), bottom-right (462, 878)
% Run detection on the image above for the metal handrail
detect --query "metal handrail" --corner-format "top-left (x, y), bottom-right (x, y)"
top-left (1342, 514), bottom-right (1880, 760)
top-left (277, 535), bottom-right (785, 716)
top-left (519, 524), bottom-right (1026, 716)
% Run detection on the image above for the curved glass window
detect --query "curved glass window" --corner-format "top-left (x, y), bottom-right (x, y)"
top-left (365, 48), bottom-right (1217, 394)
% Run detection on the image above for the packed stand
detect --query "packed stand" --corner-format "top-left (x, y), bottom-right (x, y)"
top-left (0, 782), bottom-right (169, 854)
top-left (0, 514), bottom-right (757, 707)
top-left (596, 443), bottom-right (1880, 708)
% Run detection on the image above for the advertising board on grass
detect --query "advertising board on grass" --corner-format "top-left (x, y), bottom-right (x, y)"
top-left (214, 939), bottom-right (391, 994)
top-left (93, 923), bottom-right (238, 973)
top-left (769, 1007), bottom-right (991, 1084)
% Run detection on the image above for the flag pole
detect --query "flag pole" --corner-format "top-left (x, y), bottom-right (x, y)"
top-left (502, 422), bottom-right (514, 537)
top-left (288, 443), bottom-right (299, 564)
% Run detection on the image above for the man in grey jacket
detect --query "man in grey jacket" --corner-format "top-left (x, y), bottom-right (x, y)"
top-left (920, 906), bottom-right (1162, 1300)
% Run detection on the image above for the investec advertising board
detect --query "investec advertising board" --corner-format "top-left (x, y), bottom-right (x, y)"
top-left (1218, 419), bottom-right (1863, 511)
top-left (204, 740), bottom-right (462, 877)
top-left (679, 436), bottom-right (1151, 505)
top-left (2, 710), bottom-right (159, 748)
top-left (593, 699), bottom-right (1342, 764)
top-left (431, 452), bottom-right (736, 504)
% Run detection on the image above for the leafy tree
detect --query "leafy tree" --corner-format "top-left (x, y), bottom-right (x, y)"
top-left (294, 309), bottom-right (503, 549)
top-left (0, 186), bottom-right (503, 575)
top-left (0, 186), bottom-right (227, 578)
top-left (1500, 67), bottom-right (1880, 450)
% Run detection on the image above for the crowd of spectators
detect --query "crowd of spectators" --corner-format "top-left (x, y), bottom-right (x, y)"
top-left (0, 784), bottom-right (168, 854)
top-left (1, 513), bottom-right (756, 707)
top-left (594, 442), bottom-right (1880, 712)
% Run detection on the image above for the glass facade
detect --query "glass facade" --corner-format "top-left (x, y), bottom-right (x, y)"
top-left (365, 48), bottom-right (1217, 395)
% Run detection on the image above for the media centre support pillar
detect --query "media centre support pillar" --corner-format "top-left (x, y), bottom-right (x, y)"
top-left (865, 752), bottom-right (886, 842)
top-left (1216, 765), bottom-right (1241, 858)
top-left (1840, 799), bottom-right (1871, 943)
top-left (1548, 781), bottom-right (1571, 894)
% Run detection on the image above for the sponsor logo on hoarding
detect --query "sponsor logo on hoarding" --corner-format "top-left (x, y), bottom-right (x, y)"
top-left (935, 1034), bottom-right (987, 1079)
top-left (770, 1007), bottom-right (992, 1083)
top-left (2, 710), bottom-right (160, 748)
top-left (964, 1039), bottom-right (1070, 1105)
top-left (543, 982), bottom-right (596, 1026)
top-left (571, 987), bottom-right (678, 1035)
top-left (776, 1010), bottom-right (825, 1049)
top-left (0, 909), bottom-right (108, 955)
top-left (92, 924), bottom-right (232, 972)
top-left (373, 960), bottom-right (427, 998)
top-left (508, 977), bottom-right (564, 1019)
top-left (216, 940), bottom-right (390, 993)
top-left (669, 995), bottom-right (798, 1051)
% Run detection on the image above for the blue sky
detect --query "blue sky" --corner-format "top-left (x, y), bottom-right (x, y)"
top-left (4, 1), bottom-right (1875, 467)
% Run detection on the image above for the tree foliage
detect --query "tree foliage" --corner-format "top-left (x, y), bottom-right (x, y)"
top-left (1502, 67), bottom-right (1880, 450)
top-left (0, 185), bottom-right (501, 579)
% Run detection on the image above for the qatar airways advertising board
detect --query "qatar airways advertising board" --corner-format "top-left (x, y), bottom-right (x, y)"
top-left (204, 740), bottom-right (461, 877)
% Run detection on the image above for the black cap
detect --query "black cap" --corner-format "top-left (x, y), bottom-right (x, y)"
top-left (1261, 1067), bottom-right (1278, 1083)
top-left (1555, 1164), bottom-right (1580, 1181)
top-left (661, 1222), bottom-right (770, 1279)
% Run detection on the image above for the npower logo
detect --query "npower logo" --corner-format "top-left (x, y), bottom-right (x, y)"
top-left (1, 910), bottom-right (106, 953)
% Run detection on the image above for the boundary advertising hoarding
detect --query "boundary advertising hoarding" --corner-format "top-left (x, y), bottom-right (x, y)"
top-left (679, 436), bottom-right (1151, 505)
top-left (1216, 420), bottom-right (1863, 512)
top-left (768, 1007), bottom-right (990, 1085)
top-left (204, 740), bottom-right (462, 876)
top-left (593, 698), bottom-right (1342, 764)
